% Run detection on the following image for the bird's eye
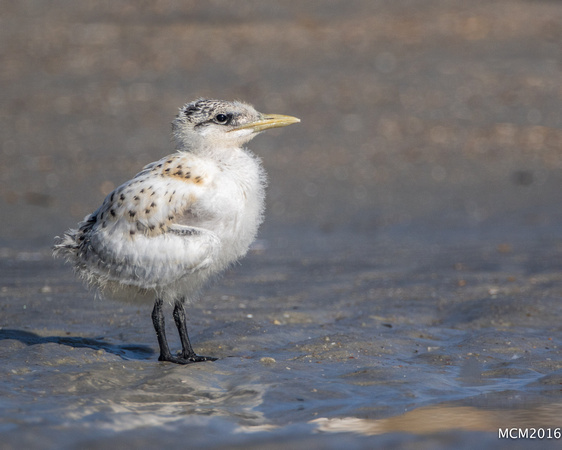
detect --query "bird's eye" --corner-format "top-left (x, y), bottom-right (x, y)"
top-left (214, 113), bottom-right (230, 124)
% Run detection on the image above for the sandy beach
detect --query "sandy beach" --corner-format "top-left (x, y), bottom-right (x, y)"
top-left (1, 1), bottom-right (562, 448)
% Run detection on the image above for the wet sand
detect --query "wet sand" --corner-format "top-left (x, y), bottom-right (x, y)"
top-left (1, 1), bottom-right (562, 448)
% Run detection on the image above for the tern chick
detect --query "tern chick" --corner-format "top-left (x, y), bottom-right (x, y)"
top-left (54, 99), bottom-right (300, 364)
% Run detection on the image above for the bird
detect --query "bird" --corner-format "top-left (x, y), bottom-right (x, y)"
top-left (53, 98), bottom-right (300, 364)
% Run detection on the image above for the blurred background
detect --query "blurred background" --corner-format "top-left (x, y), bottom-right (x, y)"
top-left (2, 0), bottom-right (561, 249)
top-left (2, 2), bottom-right (562, 447)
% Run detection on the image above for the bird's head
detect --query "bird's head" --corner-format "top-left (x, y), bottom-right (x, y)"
top-left (172, 99), bottom-right (300, 152)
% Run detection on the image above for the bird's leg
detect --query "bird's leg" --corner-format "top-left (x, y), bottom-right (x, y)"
top-left (151, 298), bottom-right (176, 362)
top-left (173, 300), bottom-right (217, 362)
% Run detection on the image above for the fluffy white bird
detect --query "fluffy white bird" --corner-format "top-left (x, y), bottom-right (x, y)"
top-left (54, 99), bottom-right (300, 364)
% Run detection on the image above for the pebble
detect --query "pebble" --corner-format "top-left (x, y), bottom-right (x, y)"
top-left (260, 357), bottom-right (276, 365)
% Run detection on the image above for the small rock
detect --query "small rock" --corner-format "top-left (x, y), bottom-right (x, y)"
top-left (260, 357), bottom-right (276, 365)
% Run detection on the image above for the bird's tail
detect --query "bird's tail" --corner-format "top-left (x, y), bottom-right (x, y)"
top-left (52, 229), bottom-right (80, 260)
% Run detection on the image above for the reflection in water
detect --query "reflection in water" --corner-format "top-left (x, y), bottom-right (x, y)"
top-left (62, 371), bottom-right (270, 433)
top-left (234, 424), bottom-right (279, 433)
top-left (76, 399), bottom-right (562, 436)
top-left (311, 403), bottom-right (562, 435)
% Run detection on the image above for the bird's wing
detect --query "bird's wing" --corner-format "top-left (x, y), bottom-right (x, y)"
top-left (69, 152), bottom-right (221, 289)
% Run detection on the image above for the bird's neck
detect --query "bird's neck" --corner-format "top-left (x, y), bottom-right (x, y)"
top-left (177, 144), bottom-right (254, 165)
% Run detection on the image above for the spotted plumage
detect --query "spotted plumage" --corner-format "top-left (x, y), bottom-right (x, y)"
top-left (54, 98), bottom-right (300, 364)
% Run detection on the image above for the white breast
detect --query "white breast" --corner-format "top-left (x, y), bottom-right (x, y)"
top-left (55, 147), bottom-right (266, 305)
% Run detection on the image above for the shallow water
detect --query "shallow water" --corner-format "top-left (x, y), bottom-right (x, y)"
top-left (2, 0), bottom-right (562, 448)
top-left (1, 226), bottom-right (562, 448)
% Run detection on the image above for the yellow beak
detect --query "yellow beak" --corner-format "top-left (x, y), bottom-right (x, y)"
top-left (230, 114), bottom-right (300, 133)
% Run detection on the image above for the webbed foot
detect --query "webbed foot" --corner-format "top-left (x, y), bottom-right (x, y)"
top-left (158, 353), bottom-right (217, 364)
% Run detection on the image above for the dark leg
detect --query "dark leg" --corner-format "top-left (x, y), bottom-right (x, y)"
top-left (173, 300), bottom-right (217, 362)
top-left (151, 298), bottom-right (176, 362)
